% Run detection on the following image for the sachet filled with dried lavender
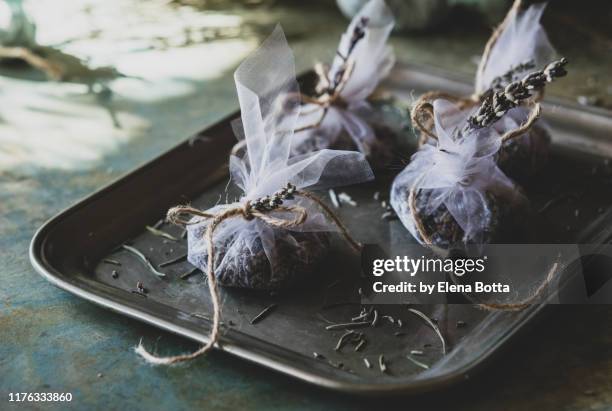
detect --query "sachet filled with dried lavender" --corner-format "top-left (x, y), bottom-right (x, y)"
top-left (391, 99), bottom-right (529, 248)
top-left (412, 0), bottom-right (567, 182)
top-left (290, 0), bottom-right (399, 169)
top-left (175, 26), bottom-right (373, 291)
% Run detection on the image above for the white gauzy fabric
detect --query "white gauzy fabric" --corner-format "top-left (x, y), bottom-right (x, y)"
top-left (292, 0), bottom-right (395, 155)
top-left (186, 25), bottom-right (374, 286)
top-left (391, 100), bottom-right (524, 244)
top-left (475, 2), bottom-right (556, 94)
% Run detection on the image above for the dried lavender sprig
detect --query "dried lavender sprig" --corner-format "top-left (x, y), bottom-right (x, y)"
top-left (327, 17), bottom-right (369, 93)
top-left (467, 58), bottom-right (568, 131)
top-left (249, 183), bottom-right (296, 212)
top-left (490, 59), bottom-right (536, 90)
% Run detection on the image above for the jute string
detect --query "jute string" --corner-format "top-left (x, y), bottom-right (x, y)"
top-left (135, 186), bottom-right (361, 364)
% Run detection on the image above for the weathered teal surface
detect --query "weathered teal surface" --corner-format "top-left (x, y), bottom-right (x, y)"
top-left (1, 1), bottom-right (611, 410)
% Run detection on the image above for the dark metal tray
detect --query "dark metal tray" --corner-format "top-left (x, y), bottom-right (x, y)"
top-left (30, 63), bottom-right (612, 395)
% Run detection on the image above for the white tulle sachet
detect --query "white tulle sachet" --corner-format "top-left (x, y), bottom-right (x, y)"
top-left (182, 26), bottom-right (373, 291)
top-left (291, 0), bottom-right (396, 167)
top-left (413, 0), bottom-right (560, 182)
top-left (392, 100), bottom-right (528, 247)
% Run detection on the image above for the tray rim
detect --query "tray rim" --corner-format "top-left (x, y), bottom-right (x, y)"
top-left (28, 63), bottom-right (612, 395)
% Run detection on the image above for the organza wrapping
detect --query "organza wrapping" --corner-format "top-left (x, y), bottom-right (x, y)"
top-left (186, 26), bottom-right (374, 288)
top-left (390, 100), bottom-right (525, 245)
top-left (475, 3), bottom-right (556, 94)
top-left (291, 0), bottom-right (395, 156)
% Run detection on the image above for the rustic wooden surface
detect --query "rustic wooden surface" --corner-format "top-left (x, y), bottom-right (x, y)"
top-left (1, 1), bottom-right (611, 410)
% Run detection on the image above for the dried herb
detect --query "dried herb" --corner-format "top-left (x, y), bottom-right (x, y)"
top-left (490, 60), bottom-right (536, 90)
top-left (354, 339), bottom-right (366, 352)
top-left (158, 253), bottom-right (188, 267)
top-left (250, 304), bottom-right (278, 325)
top-left (410, 350), bottom-right (424, 356)
top-left (406, 355), bottom-right (429, 370)
top-left (328, 189), bottom-right (340, 208)
top-left (381, 211), bottom-right (398, 221)
top-left (121, 245), bottom-right (166, 278)
top-left (103, 258), bottom-right (121, 266)
top-left (408, 308), bottom-right (446, 355)
top-left (111, 270), bottom-right (119, 279)
top-left (179, 267), bottom-right (199, 280)
top-left (145, 225), bottom-right (179, 242)
top-left (313, 352), bottom-right (325, 360)
top-left (325, 321), bottom-right (370, 331)
top-left (371, 309), bottom-right (379, 327)
top-left (337, 192), bottom-right (357, 207)
top-left (467, 58), bottom-right (568, 130)
top-left (363, 357), bottom-right (371, 369)
top-left (378, 354), bottom-right (387, 373)
top-left (335, 331), bottom-right (356, 351)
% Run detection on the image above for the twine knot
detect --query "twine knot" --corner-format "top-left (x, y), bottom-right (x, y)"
top-left (137, 182), bottom-right (361, 365)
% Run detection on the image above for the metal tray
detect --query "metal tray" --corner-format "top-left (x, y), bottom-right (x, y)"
top-left (30, 63), bottom-right (612, 395)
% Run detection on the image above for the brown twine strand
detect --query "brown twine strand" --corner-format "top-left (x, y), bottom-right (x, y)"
top-left (450, 261), bottom-right (559, 311)
top-left (500, 101), bottom-right (541, 143)
top-left (411, 92), bottom-right (479, 146)
top-left (136, 185), bottom-right (361, 364)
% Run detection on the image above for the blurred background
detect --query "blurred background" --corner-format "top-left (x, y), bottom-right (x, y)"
top-left (0, 0), bottom-right (610, 177)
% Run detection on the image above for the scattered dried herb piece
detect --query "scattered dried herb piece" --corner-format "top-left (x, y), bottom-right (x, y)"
top-left (158, 253), bottom-right (188, 267)
top-left (338, 192), bottom-right (357, 207)
top-left (111, 270), bottom-right (119, 279)
top-left (378, 354), bottom-right (387, 373)
top-left (328, 189), bottom-right (340, 208)
top-left (363, 357), bottom-right (371, 369)
top-left (136, 281), bottom-right (147, 294)
top-left (325, 321), bottom-right (370, 331)
top-left (313, 352), bottom-right (325, 360)
top-left (354, 339), bottom-right (366, 352)
top-left (407, 355), bottom-right (429, 370)
top-left (381, 211), bottom-right (398, 221)
top-left (408, 308), bottom-right (446, 355)
top-left (145, 225), bottom-right (179, 242)
top-left (410, 350), bottom-right (424, 356)
top-left (329, 360), bottom-right (344, 369)
top-left (250, 304), bottom-right (277, 325)
top-left (371, 309), bottom-right (379, 327)
top-left (121, 245), bottom-right (166, 278)
top-left (180, 267), bottom-right (199, 280)
top-left (103, 259), bottom-right (121, 266)
top-left (397, 319), bottom-right (403, 327)
top-left (335, 331), bottom-right (356, 351)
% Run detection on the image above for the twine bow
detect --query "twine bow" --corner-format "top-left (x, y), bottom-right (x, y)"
top-left (135, 183), bottom-right (361, 364)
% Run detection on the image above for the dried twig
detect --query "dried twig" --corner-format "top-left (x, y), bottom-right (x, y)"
top-left (121, 245), bottom-right (166, 278)
top-left (467, 58), bottom-right (568, 131)
top-left (250, 304), bottom-right (278, 325)
top-left (408, 308), bottom-right (446, 355)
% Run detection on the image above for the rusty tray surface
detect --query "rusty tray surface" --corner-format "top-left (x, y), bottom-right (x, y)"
top-left (30, 64), bottom-right (612, 394)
